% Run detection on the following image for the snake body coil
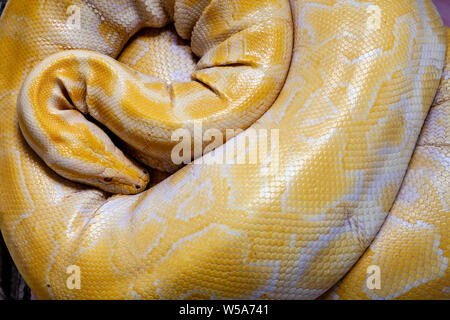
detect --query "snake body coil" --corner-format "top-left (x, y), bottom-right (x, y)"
top-left (0, 0), bottom-right (448, 299)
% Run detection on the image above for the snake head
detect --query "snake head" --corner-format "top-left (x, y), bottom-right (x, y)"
top-left (95, 165), bottom-right (150, 195)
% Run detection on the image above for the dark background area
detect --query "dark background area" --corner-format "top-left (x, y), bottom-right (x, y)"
top-left (0, 0), bottom-right (448, 300)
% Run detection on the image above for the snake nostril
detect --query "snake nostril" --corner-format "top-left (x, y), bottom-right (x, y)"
top-left (135, 185), bottom-right (141, 189)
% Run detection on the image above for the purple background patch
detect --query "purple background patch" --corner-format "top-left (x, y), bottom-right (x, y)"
top-left (433, 0), bottom-right (450, 26)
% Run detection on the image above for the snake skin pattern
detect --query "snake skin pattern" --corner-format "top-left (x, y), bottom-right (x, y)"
top-left (324, 28), bottom-right (450, 300)
top-left (0, 0), bottom-right (448, 300)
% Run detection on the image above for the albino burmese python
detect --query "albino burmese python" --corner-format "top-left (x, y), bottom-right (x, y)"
top-left (0, 0), bottom-right (448, 299)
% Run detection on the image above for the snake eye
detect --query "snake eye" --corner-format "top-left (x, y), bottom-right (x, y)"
top-left (104, 177), bottom-right (112, 182)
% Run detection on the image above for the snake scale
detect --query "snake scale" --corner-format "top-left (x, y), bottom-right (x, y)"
top-left (0, 0), bottom-right (448, 299)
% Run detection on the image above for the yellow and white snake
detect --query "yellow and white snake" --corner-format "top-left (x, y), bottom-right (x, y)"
top-left (0, 0), bottom-right (448, 299)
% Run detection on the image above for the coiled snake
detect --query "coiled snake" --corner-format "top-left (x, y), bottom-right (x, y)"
top-left (0, 0), bottom-right (448, 299)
